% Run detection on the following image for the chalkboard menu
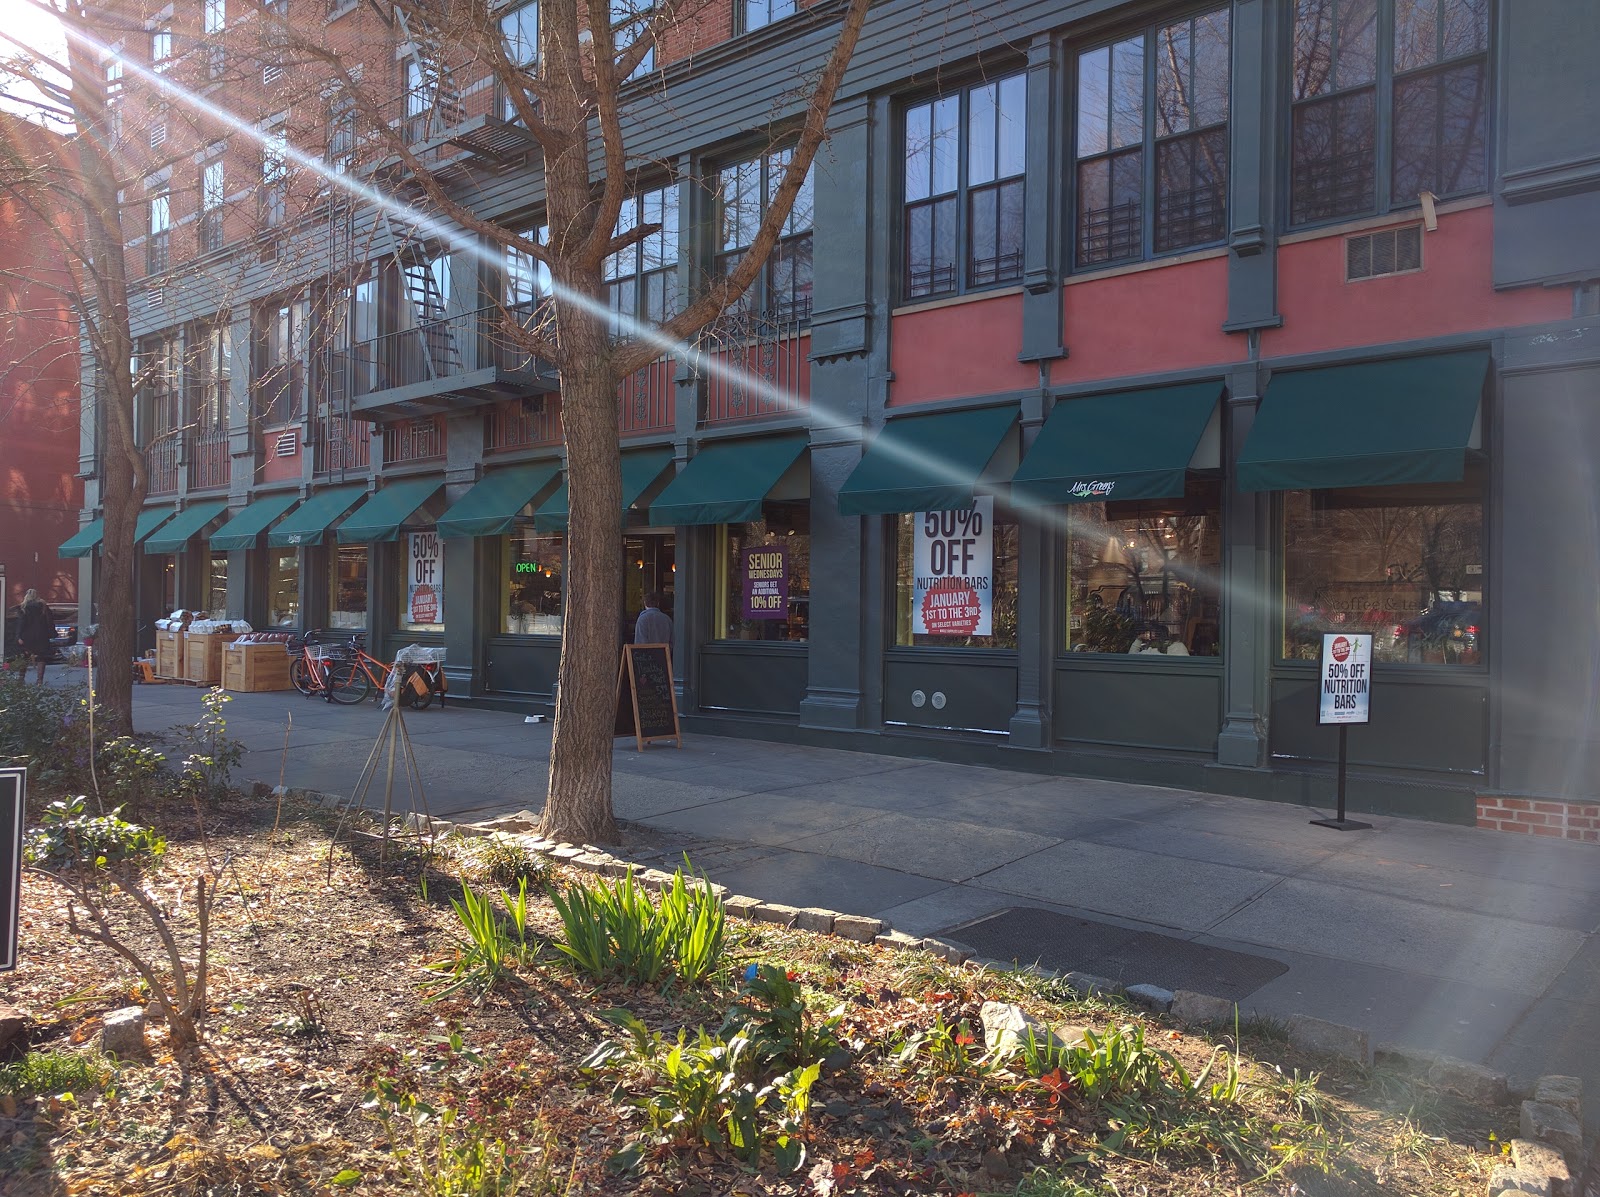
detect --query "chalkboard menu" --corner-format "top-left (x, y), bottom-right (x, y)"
top-left (614, 643), bottom-right (682, 750)
top-left (1, 768), bottom-right (24, 972)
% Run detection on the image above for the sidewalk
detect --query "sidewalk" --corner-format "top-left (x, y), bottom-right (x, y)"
top-left (129, 677), bottom-right (1600, 1126)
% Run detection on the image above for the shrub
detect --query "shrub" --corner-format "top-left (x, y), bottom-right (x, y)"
top-left (584, 1011), bottom-right (819, 1173)
top-left (722, 964), bottom-right (843, 1072)
top-left (24, 796), bottom-right (167, 871)
top-left (549, 861), bottom-right (724, 988)
top-left (97, 737), bottom-right (166, 814)
top-left (169, 688), bottom-right (244, 802)
top-left (0, 669), bottom-right (90, 787)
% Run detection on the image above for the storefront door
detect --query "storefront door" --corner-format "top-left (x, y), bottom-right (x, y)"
top-left (622, 533), bottom-right (675, 643)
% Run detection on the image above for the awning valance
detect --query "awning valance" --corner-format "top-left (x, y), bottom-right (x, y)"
top-left (1011, 382), bottom-right (1223, 506)
top-left (142, 500), bottom-right (230, 554)
top-left (266, 485), bottom-right (366, 548)
top-left (649, 434), bottom-right (807, 526)
top-left (534, 448), bottom-right (676, 533)
top-left (209, 492), bottom-right (301, 551)
top-left (337, 478), bottom-right (444, 544)
top-left (1238, 349), bottom-right (1489, 492)
top-left (838, 405), bottom-right (1017, 515)
top-left (437, 462), bottom-right (561, 540)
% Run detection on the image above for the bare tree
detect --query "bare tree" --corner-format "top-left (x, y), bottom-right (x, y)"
top-left (269, 0), bottom-right (872, 842)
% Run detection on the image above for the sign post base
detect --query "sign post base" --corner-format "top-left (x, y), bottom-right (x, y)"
top-left (1309, 816), bottom-right (1374, 831)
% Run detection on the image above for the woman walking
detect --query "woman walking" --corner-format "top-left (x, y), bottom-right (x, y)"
top-left (16, 589), bottom-right (53, 684)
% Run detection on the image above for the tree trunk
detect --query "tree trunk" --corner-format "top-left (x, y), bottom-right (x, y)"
top-left (540, 338), bottom-right (624, 844)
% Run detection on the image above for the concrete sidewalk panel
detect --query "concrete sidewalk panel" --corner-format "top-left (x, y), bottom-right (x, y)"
top-left (976, 841), bottom-right (1281, 932)
top-left (1210, 878), bottom-right (1585, 992)
top-left (644, 793), bottom-right (886, 846)
top-left (787, 812), bottom-right (1059, 882)
top-left (705, 850), bottom-right (946, 915)
top-left (1080, 820), bottom-right (1337, 876)
top-left (1299, 851), bottom-right (1600, 931)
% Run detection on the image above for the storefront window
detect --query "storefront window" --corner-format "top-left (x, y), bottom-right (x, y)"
top-left (329, 544), bottom-right (368, 629)
top-left (714, 503), bottom-right (810, 641)
top-left (1282, 476), bottom-right (1485, 666)
top-left (1065, 484), bottom-right (1222, 656)
top-left (894, 503), bottom-right (1019, 649)
top-left (267, 551), bottom-right (299, 626)
top-left (400, 530), bottom-right (444, 633)
top-left (503, 528), bottom-right (563, 635)
top-left (207, 554), bottom-right (227, 616)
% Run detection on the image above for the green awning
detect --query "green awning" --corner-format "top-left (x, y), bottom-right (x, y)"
top-left (1238, 349), bottom-right (1489, 492)
top-left (535, 449), bottom-right (675, 533)
top-left (437, 462), bottom-right (561, 539)
top-left (210, 492), bottom-right (301, 551)
top-left (337, 478), bottom-right (444, 543)
top-left (266, 485), bottom-right (366, 548)
top-left (650, 434), bottom-right (808, 526)
top-left (1011, 382), bottom-right (1223, 506)
top-left (141, 500), bottom-right (229, 554)
top-left (58, 518), bottom-right (105, 559)
top-left (839, 405), bottom-right (1017, 515)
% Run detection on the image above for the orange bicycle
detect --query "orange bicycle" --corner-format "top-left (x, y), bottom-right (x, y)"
top-left (286, 633), bottom-right (442, 708)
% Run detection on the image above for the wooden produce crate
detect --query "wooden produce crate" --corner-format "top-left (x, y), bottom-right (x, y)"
top-left (155, 630), bottom-right (184, 679)
top-left (221, 642), bottom-right (294, 692)
top-left (183, 631), bottom-right (241, 686)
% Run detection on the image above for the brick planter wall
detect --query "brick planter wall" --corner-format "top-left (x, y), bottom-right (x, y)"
top-left (1477, 796), bottom-right (1600, 842)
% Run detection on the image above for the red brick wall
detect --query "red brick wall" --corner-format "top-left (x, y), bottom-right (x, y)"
top-left (1476, 796), bottom-right (1600, 844)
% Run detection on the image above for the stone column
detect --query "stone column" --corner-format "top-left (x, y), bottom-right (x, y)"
top-left (1214, 360), bottom-right (1271, 768)
top-left (1008, 377), bottom-right (1055, 747)
top-left (1019, 34), bottom-right (1066, 364)
top-left (799, 93), bottom-right (885, 731)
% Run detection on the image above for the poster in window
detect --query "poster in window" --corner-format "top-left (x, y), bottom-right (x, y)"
top-left (740, 544), bottom-right (788, 620)
top-left (407, 531), bottom-right (443, 625)
top-left (912, 497), bottom-right (993, 637)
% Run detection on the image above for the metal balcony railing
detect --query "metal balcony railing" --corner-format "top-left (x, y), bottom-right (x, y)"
top-left (187, 426), bottom-right (229, 491)
top-left (340, 302), bottom-right (551, 402)
top-left (486, 396), bottom-right (561, 452)
top-left (382, 416), bottom-right (446, 465)
top-left (702, 312), bottom-right (809, 425)
top-left (145, 431), bottom-right (180, 495)
top-left (617, 357), bottom-right (675, 436)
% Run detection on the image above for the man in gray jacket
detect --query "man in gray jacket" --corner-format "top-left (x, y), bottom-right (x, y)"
top-left (634, 591), bottom-right (672, 645)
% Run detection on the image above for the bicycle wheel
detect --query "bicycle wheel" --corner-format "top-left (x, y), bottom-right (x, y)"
top-left (325, 658), bottom-right (372, 704)
top-left (290, 656), bottom-right (316, 696)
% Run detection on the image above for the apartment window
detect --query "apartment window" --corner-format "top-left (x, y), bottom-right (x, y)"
top-left (147, 186), bottom-right (170, 275)
top-left (501, 2), bottom-right (538, 68)
top-left (505, 226), bottom-right (551, 309)
top-left (611, 0), bottom-right (653, 80)
top-left (1075, 8), bottom-right (1231, 267)
top-left (742, 0), bottom-right (795, 34)
top-left (254, 297), bottom-right (306, 424)
top-left (260, 125), bottom-right (287, 231)
top-left (150, 20), bottom-right (173, 72)
top-left (143, 336), bottom-right (182, 437)
top-left (903, 72), bottom-right (1026, 301)
top-left (1291, 0), bottom-right (1489, 226)
top-left (203, 0), bottom-right (225, 78)
top-left (716, 149), bottom-right (814, 323)
top-left (201, 159), bottom-right (225, 252)
top-left (188, 321), bottom-right (230, 429)
top-left (104, 48), bottom-right (123, 96)
top-left (326, 90), bottom-right (356, 172)
top-left (604, 185), bottom-right (679, 337)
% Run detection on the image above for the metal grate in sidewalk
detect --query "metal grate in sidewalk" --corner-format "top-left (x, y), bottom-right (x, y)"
top-left (946, 907), bottom-right (1288, 1001)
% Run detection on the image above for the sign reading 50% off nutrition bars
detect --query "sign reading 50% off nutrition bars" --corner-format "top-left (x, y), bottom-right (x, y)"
top-left (912, 498), bottom-right (994, 638)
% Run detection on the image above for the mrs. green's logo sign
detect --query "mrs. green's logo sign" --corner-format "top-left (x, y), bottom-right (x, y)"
top-left (1068, 480), bottom-right (1115, 498)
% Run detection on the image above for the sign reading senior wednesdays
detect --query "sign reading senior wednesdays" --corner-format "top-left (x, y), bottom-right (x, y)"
top-left (1319, 633), bottom-right (1372, 725)
top-left (739, 543), bottom-right (789, 621)
top-left (912, 497), bottom-right (994, 637)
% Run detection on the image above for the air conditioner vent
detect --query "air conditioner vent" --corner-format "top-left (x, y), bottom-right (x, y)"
top-left (1347, 224), bottom-right (1423, 281)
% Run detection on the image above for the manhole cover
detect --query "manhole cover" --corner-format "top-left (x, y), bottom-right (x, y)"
top-left (947, 907), bottom-right (1288, 1002)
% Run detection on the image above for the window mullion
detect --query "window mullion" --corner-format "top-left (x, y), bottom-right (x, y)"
top-left (1375, 0), bottom-right (1396, 214)
top-left (956, 89), bottom-right (969, 293)
top-left (1141, 24), bottom-right (1157, 259)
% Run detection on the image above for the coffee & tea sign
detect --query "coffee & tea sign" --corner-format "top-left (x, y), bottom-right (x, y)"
top-left (407, 531), bottom-right (443, 625)
top-left (1319, 633), bottom-right (1372, 725)
top-left (912, 497), bottom-right (993, 637)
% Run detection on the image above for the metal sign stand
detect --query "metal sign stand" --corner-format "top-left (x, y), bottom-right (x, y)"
top-left (328, 702), bottom-right (435, 867)
top-left (1311, 632), bottom-right (1373, 832)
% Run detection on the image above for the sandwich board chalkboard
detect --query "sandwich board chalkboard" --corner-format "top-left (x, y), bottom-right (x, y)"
top-left (614, 643), bottom-right (682, 751)
top-left (1, 768), bottom-right (24, 972)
